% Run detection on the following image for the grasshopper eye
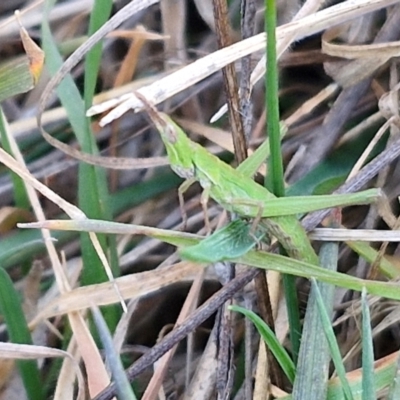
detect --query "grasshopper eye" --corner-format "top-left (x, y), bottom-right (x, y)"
top-left (165, 125), bottom-right (178, 143)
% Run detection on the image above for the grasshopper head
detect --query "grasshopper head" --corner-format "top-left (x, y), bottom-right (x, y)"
top-left (158, 117), bottom-right (195, 180)
top-left (136, 92), bottom-right (195, 179)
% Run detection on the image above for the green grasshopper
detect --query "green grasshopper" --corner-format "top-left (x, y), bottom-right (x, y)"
top-left (138, 96), bottom-right (379, 266)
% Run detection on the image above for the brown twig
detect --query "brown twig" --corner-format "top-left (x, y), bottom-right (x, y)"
top-left (212, 0), bottom-right (248, 163)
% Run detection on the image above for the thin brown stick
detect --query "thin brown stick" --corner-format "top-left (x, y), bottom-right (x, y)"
top-left (212, 0), bottom-right (248, 163)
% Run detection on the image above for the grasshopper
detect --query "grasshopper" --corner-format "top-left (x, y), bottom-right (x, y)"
top-left (138, 95), bottom-right (379, 266)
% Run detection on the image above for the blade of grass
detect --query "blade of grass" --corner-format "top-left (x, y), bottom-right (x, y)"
top-left (361, 288), bottom-right (376, 400)
top-left (347, 240), bottom-right (400, 279)
top-left (80, 0), bottom-right (121, 329)
top-left (91, 306), bottom-right (137, 400)
top-left (312, 278), bottom-right (354, 400)
top-left (265, 0), bottom-right (284, 195)
top-left (229, 305), bottom-right (295, 384)
top-left (292, 240), bottom-right (338, 399)
top-left (0, 268), bottom-right (44, 400)
top-left (41, 0), bottom-right (123, 322)
top-left (0, 109), bottom-right (30, 209)
top-left (0, 59), bottom-right (35, 102)
top-left (265, 0), bottom-right (301, 361)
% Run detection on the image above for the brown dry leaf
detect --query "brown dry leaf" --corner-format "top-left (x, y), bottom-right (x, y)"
top-left (113, 26), bottom-right (166, 87)
top-left (322, 24), bottom-right (400, 87)
top-left (54, 336), bottom-right (80, 400)
top-left (254, 341), bottom-right (270, 400)
top-left (0, 206), bottom-right (33, 234)
top-left (176, 118), bottom-right (235, 153)
top-left (22, 261), bottom-right (42, 322)
top-left (16, 11), bottom-right (44, 84)
top-left (184, 323), bottom-right (218, 399)
top-left (142, 268), bottom-right (205, 400)
top-left (329, 350), bottom-right (399, 390)
top-left (0, 342), bottom-right (85, 400)
top-left (378, 82), bottom-right (400, 122)
top-left (0, 359), bottom-right (15, 392)
top-left (67, 314), bottom-right (112, 398)
top-left (29, 262), bottom-right (200, 324)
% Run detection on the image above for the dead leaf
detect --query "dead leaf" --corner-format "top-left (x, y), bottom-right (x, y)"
top-left (0, 207), bottom-right (33, 234)
top-left (322, 24), bottom-right (400, 87)
top-left (16, 11), bottom-right (44, 84)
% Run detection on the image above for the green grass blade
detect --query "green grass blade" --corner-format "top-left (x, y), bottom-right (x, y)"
top-left (80, 0), bottom-right (117, 289)
top-left (42, 0), bottom-right (120, 327)
top-left (84, 0), bottom-right (113, 105)
top-left (347, 240), bottom-right (399, 279)
top-left (0, 109), bottom-right (30, 209)
top-left (91, 307), bottom-right (137, 400)
top-left (0, 230), bottom-right (75, 269)
top-left (265, 0), bottom-right (284, 196)
top-left (230, 305), bottom-right (295, 383)
top-left (237, 123), bottom-right (286, 177)
top-left (0, 58), bottom-right (34, 102)
top-left (292, 241), bottom-right (338, 399)
top-left (361, 288), bottom-right (376, 400)
top-left (0, 268), bottom-right (44, 400)
top-left (81, 0), bottom-right (117, 296)
top-left (266, 0), bottom-right (299, 361)
top-left (312, 278), bottom-right (354, 400)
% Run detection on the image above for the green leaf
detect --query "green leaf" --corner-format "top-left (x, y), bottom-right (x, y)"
top-left (42, 0), bottom-right (119, 328)
top-left (312, 278), bottom-right (354, 400)
top-left (91, 307), bottom-right (137, 400)
top-left (230, 305), bottom-right (295, 383)
top-left (361, 288), bottom-right (376, 400)
top-left (0, 58), bottom-right (34, 102)
top-left (292, 241), bottom-right (338, 399)
top-left (0, 268), bottom-right (44, 400)
top-left (0, 109), bottom-right (30, 209)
